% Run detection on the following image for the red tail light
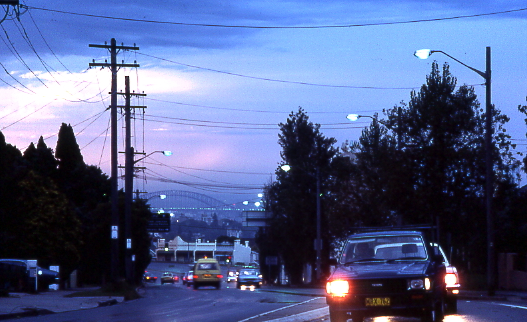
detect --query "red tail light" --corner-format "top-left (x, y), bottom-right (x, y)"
top-left (217, 275), bottom-right (224, 278)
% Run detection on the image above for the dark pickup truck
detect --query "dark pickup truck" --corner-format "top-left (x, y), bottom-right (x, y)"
top-left (325, 230), bottom-right (446, 322)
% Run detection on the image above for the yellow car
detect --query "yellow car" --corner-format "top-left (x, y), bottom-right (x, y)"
top-left (193, 258), bottom-right (223, 290)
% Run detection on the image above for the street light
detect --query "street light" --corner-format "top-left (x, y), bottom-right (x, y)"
top-left (346, 114), bottom-right (373, 122)
top-left (415, 47), bottom-right (494, 295)
top-left (124, 149), bottom-right (172, 283)
top-left (347, 113), bottom-right (402, 149)
top-left (281, 164), bottom-right (322, 282)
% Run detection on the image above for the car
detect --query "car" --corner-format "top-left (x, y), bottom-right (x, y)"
top-left (325, 230), bottom-right (446, 322)
top-left (226, 268), bottom-right (238, 282)
top-left (236, 268), bottom-right (262, 289)
top-left (160, 272), bottom-right (176, 284)
top-left (143, 271), bottom-right (157, 283)
top-left (193, 258), bottom-right (223, 290)
top-left (432, 244), bottom-right (460, 313)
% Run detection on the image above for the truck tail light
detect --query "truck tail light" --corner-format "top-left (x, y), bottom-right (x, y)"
top-left (326, 280), bottom-right (349, 297)
top-left (445, 273), bottom-right (458, 287)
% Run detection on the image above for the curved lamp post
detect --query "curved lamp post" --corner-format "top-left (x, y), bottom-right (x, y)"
top-left (415, 47), bottom-right (494, 295)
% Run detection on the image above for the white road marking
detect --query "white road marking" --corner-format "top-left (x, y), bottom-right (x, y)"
top-left (238, 297), bottom-right (324, 322)
top-left (263, 306), bottom-right (329, 321)
top-left (492, 303), bottom-right (527, 310)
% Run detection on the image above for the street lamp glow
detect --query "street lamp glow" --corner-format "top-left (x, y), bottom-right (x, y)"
top-left (257, 193), bottom-right (263, 198)
top-left (281, 164), bottom-right (291, 172)
top-left (346, 114), bottom-right (359, 121)
top-left (243, 201), bottom-right (249, 206)
top-left (162, 151), bottom-right (172, 156)
top-left (254, 201), bottom-right (261, 207)
top-left (414, 49), bottom-right (432, 59)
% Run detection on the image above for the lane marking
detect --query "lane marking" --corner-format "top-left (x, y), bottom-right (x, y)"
top-left (263, 306), bottom-right (329, 322)
top-left (492, 303), bottom-right (527, 310)
top-left (238, 297), bottom-right (324, 322)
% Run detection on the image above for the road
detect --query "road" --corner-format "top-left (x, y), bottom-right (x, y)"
top-left (11, 262), bottom-right (527, 322)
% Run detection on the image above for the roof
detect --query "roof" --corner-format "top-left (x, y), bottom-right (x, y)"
top-left (350, 230), bottom-right (425, 238)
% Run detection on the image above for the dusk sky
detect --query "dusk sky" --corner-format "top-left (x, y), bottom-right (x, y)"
top-left (1, 1), bottom-right (526, 206)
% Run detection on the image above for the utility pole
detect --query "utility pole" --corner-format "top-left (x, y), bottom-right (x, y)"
top-left (120, 76), bottom-right (146, 283)
top-left (89, 39), bottom-right (139, 284)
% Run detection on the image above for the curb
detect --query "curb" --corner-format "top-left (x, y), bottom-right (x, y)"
top-left (0, 308), bottom-right (54, 321)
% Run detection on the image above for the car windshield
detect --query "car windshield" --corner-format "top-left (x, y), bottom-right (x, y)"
top-left (341, 234), bottom-right (428, 263)
top-left (197, 263), bottom-right (217, 270)
top-left (240, 269), bottom-right (259, 276)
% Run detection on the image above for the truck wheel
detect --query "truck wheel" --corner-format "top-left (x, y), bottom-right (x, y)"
top-left (193, 283), bottom-right (198, 290)
top-left (421, 297), bottom-right (444, 322)
top-left (216, 282), bottom-right (221, 290)
top-left (445, 296), bottom-right (457, 313)
top-left (329, 308), bottom-right (350, 322)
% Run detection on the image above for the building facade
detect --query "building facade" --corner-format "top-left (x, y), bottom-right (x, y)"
top-left (155, 236), bottom-right (255, 265)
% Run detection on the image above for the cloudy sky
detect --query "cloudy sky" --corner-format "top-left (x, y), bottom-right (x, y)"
top-left (1, 1), bottom-right (526, 205)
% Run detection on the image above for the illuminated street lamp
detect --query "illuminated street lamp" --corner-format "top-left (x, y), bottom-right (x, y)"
top-left (415, 47), bottom-right (494, 295)
top-left (281, 164), bottom-right (322, 282)
top-left (346, 114), bottom-right (374, 122)
top-left (124, 149), bottom-right (172, 283)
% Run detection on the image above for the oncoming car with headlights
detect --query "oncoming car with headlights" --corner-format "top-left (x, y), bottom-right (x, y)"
top-left (326, 230), bottom-right (446, 322)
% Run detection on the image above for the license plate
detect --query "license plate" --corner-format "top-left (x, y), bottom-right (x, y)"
top-left (204, 274), bottom-right (211, 278)
top-left (365, 297), bottom-right (391, 307)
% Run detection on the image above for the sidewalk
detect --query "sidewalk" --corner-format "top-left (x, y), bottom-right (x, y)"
top-left (0, 288), bottom-right (123, 320)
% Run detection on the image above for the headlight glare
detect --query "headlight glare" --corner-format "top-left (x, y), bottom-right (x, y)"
top-left (326, 280), bottom-right (349, 297)
top-left (425, 277), bottom-right (431, 290)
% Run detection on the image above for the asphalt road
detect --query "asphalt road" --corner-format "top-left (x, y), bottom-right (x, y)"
top-left (8, 262), bottom-right (527, 322)
top-left (9, 282), bottom-right (527, 322)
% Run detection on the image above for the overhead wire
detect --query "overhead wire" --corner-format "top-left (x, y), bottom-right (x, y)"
top-left (136, 52), bottom-right (417, 90)
top-left (140, 116), bottom-right (374, 130)
top-left (25, 5), bottom-right (527, 29)
top-left (0, 23), bottom-right (48, 88)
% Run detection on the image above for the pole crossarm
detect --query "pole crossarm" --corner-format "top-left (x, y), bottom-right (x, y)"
top-left (90, 62), bottom-right (140, 68)
top-left (89, 43), bottom-right (139, 51)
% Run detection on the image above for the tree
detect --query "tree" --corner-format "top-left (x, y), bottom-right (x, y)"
top-left (346, 62), bottom-right (522, 273)
top-left (263, 108), bottom-right (337, 285)
top-left (13, 171), bottom-right (82, 278)
top-left (23, 136), bottom-right (57, 178)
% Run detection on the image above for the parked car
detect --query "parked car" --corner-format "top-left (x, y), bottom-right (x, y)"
top-left (236, 268), bottom-right (262, 289)
top-left (325, 230), bottom-right (446, 322)
top-left (193, 258), bottom-right (223, 290)
top-left (160, 272), bottom-right (176, 284)
top-left (143, 271), bottom-right (157, 283)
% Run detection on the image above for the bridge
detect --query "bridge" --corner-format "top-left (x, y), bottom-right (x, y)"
top-left (142, 190), bottom-right (262, 214)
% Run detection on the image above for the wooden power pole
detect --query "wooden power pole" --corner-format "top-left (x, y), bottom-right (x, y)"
top-left (89, 39), bottom-right (139, 284)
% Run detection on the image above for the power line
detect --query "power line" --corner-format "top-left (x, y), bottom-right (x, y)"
top-left (144, 160), bottom-right (271, 175)
top-left (25, 5), bottom-right (527, 29)
top-left (146, 98), bottom-right (381, 115)
top-left (137, 52), bottom-right (417, 90)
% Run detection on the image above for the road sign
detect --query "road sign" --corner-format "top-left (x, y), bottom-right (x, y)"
top-left (111, 226), bottom-right (118, 239)
top-left (147, 213), bottom-right (170, 232)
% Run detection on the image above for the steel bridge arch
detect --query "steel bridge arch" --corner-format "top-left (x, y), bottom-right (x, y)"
top-left (143, 190), bottom-right (232, 210)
